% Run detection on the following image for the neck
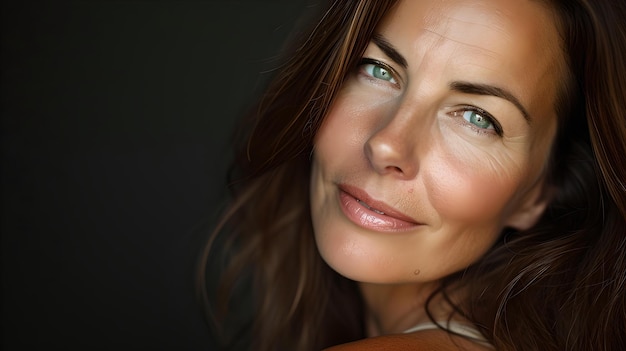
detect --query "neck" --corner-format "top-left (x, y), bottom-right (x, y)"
top-left (359, 281), bottom-right (441, 336)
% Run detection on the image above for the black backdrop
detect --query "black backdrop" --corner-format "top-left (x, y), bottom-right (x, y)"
top-left (2, 1), bottom-right (316, 349)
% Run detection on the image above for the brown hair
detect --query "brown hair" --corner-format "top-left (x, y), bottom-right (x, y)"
top-left (199, 1), bottom-right (626, 350)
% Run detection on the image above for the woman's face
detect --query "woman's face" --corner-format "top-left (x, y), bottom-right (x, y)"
top-left (310, 0), bottom-right (565, 284)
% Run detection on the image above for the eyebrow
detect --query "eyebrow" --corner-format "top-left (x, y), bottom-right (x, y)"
top-left (372, 33), bottom-right (408, 68)
top-left (450, 81), bottom-right (531, 123)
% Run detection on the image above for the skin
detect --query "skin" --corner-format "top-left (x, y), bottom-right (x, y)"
top-left (309, 0), bottom-right (566, 344)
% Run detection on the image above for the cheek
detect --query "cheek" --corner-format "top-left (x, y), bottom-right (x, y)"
top-left (313, 94), bottom-right (383, 174)
top-left (424, 146), bottom-right (523, 227)
top-left (315, 97), bottom-right (360, 157)
top-left (315, 85), bottom-right (397, 149)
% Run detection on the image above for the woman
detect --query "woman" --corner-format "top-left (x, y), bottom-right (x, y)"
top-left (200, 0), bottom-right (626, 350)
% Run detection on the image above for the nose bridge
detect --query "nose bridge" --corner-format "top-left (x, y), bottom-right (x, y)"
top-left (365, 94), bottom-right (432, 179)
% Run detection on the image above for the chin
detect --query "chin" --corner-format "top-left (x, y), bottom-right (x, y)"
top-left (314, 229), bottom-right (416, 284)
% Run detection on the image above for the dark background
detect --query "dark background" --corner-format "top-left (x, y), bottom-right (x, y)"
top-left (2, 1), bottom-right (317, 349)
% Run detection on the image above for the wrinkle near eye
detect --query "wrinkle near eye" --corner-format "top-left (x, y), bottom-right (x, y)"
top-left (484, 153), bottom-right (523, 183)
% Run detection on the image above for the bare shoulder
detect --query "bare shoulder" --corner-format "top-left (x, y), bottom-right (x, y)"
top-left (324, 329), bottom-right (491, 351)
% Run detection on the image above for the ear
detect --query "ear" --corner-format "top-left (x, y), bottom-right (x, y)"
top-left (504, 182), bottom-right (552, 231)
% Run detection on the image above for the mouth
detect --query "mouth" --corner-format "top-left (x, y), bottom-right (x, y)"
top-left (356, 198), bottom-right (386, 215)
top-left (338, 184), bottom-right (421, 231)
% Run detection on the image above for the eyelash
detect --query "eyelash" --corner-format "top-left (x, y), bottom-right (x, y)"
top-left (357, 58), bottom-right (401, 87)
top-left (452, 106), bottom-right (503, 136)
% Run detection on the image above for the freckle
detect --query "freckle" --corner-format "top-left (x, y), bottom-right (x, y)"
top-left (413, 269), bottom-right (421, 276)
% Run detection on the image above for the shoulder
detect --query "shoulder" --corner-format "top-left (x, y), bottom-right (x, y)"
top-left (324, 329), bottom-right (491, 351)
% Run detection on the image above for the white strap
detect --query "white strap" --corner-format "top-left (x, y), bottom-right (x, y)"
top-left (403, 321), bottom-right (493, 348)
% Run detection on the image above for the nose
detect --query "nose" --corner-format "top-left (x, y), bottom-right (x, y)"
top-left (364, 110), bottom-right (422, 179)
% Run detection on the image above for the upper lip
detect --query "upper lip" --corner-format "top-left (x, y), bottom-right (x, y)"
top-left (339, 184), bottom-right (421, 224)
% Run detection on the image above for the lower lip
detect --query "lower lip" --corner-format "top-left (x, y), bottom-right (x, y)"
top-left (338, 191), bottom-right (419, 232)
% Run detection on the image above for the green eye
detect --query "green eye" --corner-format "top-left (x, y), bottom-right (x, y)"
top-left (363, 63), bottom-right (397, 84)
top-left (462, 110), bottom-right (494, 130)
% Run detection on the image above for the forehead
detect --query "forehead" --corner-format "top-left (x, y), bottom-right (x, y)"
top-left (376, 0), bottom-right (565, 123)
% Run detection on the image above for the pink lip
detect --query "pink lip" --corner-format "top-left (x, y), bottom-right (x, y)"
top-left (338, 184), bottom-right (421, 231)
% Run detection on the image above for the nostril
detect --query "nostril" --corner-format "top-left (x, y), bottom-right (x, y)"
top-left (387, 165), bottom-right (403, 174)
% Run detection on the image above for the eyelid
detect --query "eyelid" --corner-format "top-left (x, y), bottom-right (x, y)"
top-left (455, 105), bottom-right (503, 136)
top-left (358, 58), bottom-right (403, 85)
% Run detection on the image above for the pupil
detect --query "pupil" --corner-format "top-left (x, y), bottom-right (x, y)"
top-left (376, 66), bottom-right (388, 79)
top-left (472, 113), bottom-right (487, 127)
